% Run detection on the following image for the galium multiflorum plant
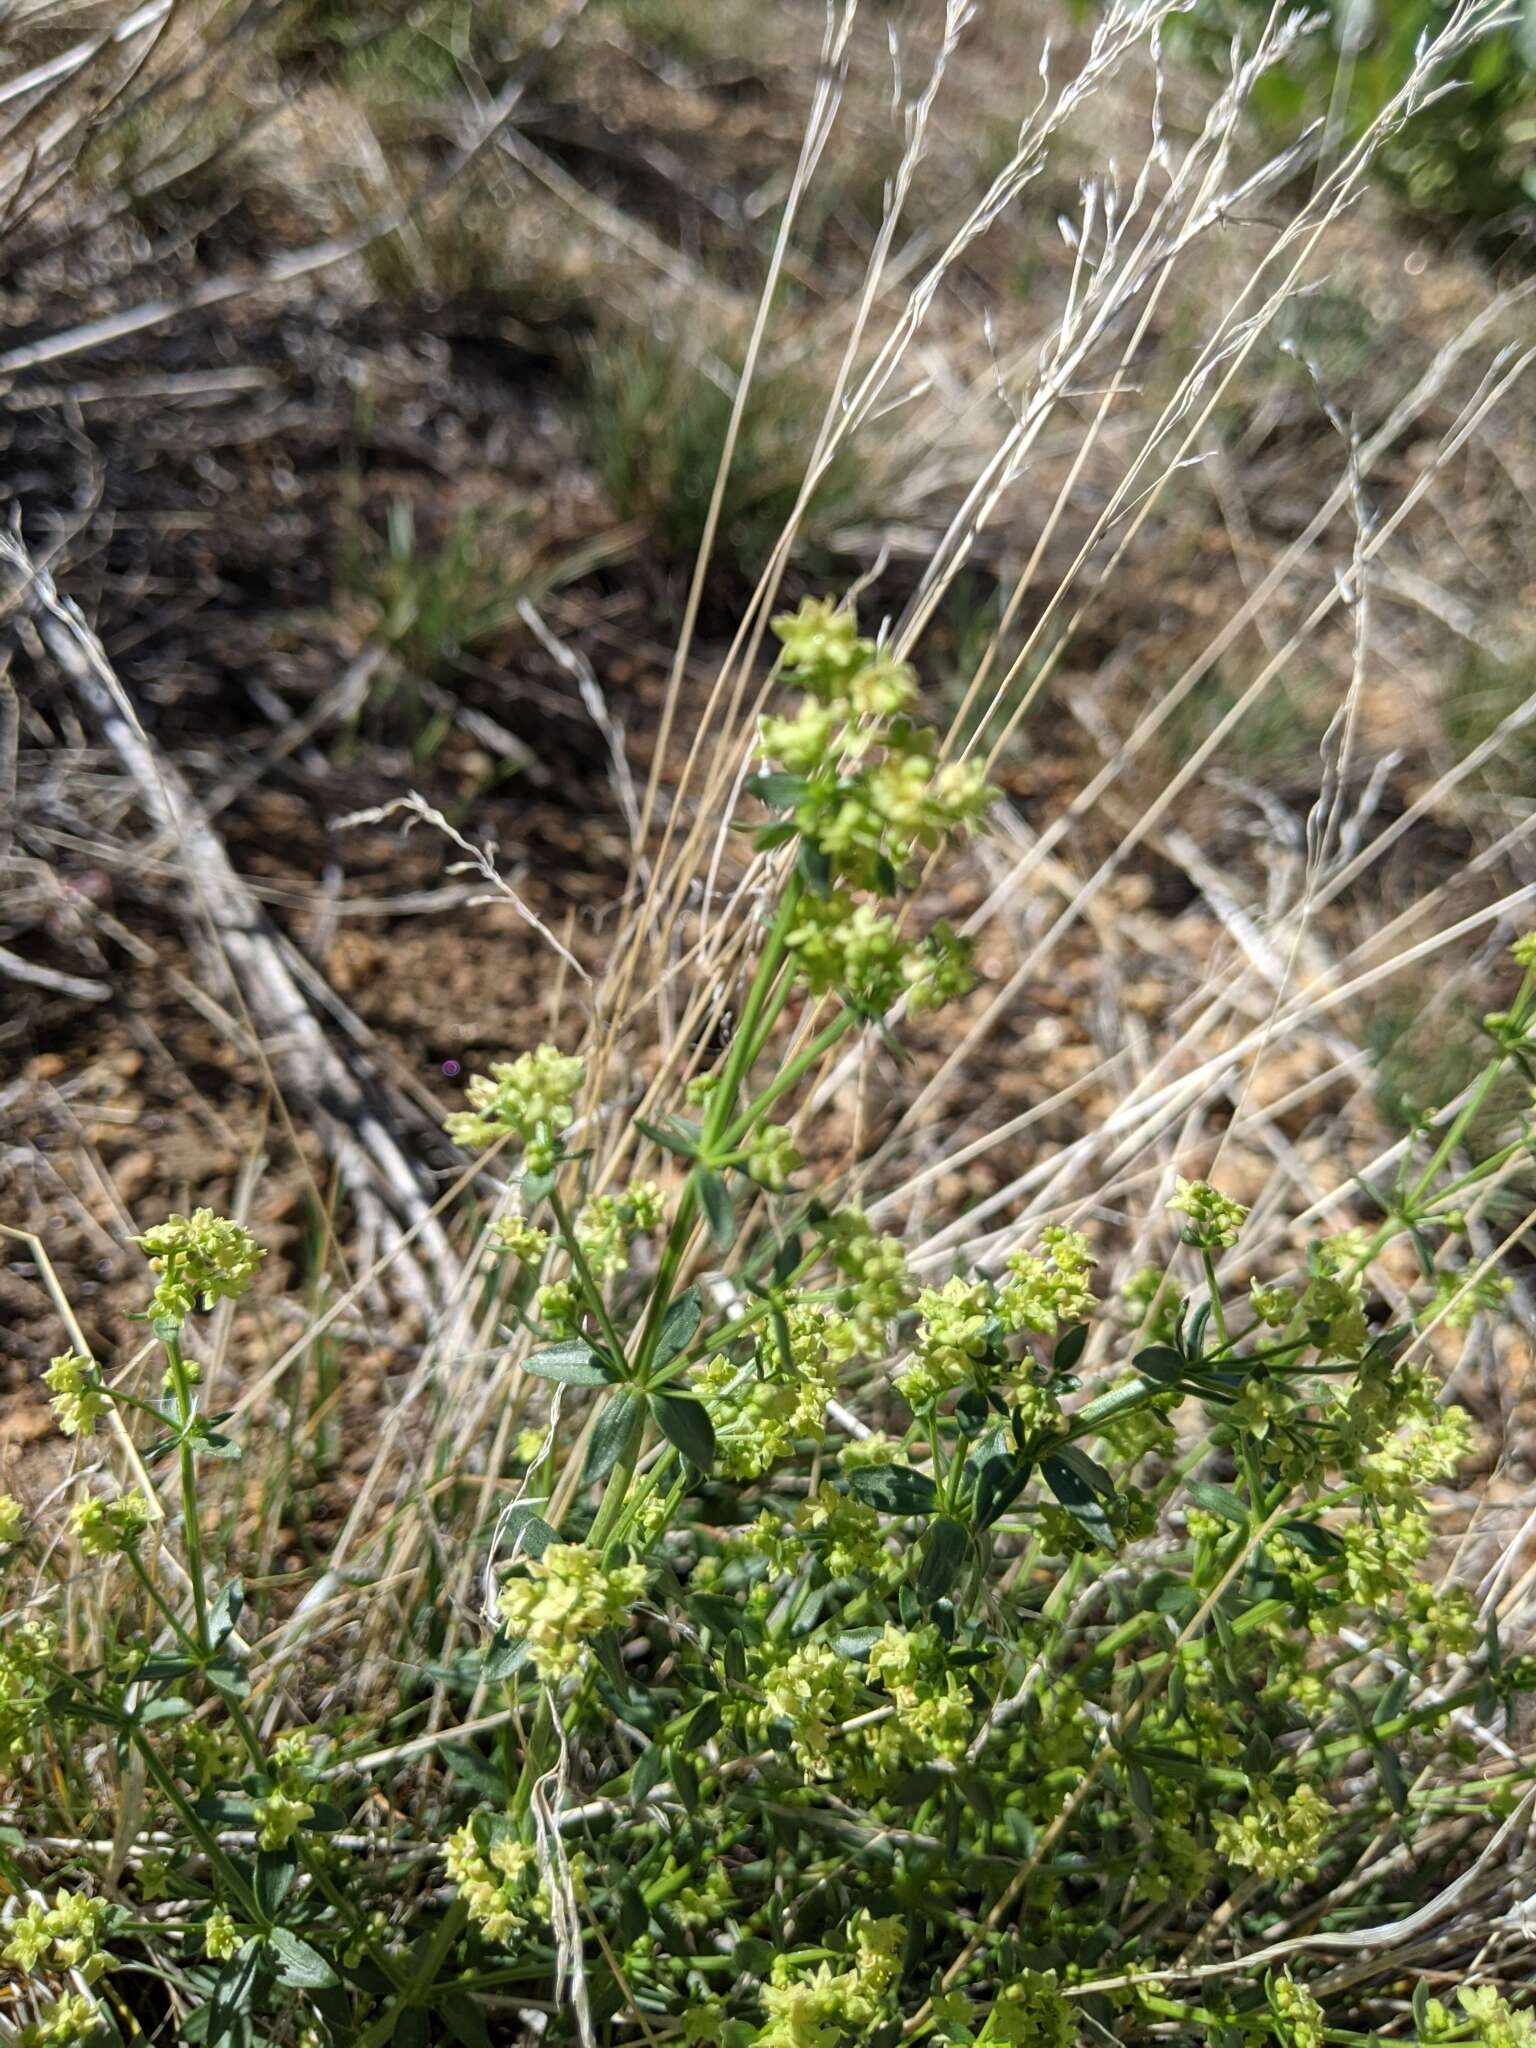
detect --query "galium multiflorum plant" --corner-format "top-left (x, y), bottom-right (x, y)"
top-left (6, 600), bottom-right (1536, 2048)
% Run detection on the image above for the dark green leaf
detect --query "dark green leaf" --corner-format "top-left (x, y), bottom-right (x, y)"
top-left (683, 1695), bottom-right (723, 1746)
top-left (652, 1394), bottom-right (715, 1472)
top-left (524, 1339), bottom-right (613, 1387)
top-left (973, 1452), bottom-right (1029, 1531)
top-left (443, 1746), bottom-right (508, 1801)
top-left (617, 1883), bottom-right (649, 1946)
top-left (1374, 1743), bottom-right (1409, 1814)
top-left (634, 1116), bottom-right (701, 1159)
top-left (254, 1850), bottom-right (297, 1918)
top-left (209, 1579), bottom-right (244, 1644)
top-left (1042, 1454), bottom-right (1115, 1549)
top-left (138, 1653), bottom-right (198, 1682)
top-left (848, 1465), bottom-right (938, 1516)
top-left (655, 1288), bottom-right (703, 1367)
top-left (394, 2014), bottom-right (431, 2048)
top-left (697, 1168), bottom-right (736, 1251)
top-left (1374, 1672), bottom-right (1412, 1728)
top-left (202, 1943), bottom-right (261, 2046)
top-left (1186, 1481), bottom-right (1250, 1526)
top-left (441, 1991), bottom-right (491, 2048)
top-left (669, 1747), bottom-right (701, 1812)
top-left (917, 1517), bottom-right (968, 1605)
top-left (771, 1234), bottom-right (803, 1285)
top-left (690, 1592), bottom-right (758, 1642)
top-left (1132, 1345), bottom-right (1186, 1385)
top-left (139, 1696), bottom-right (192, 1726)
top-left (481, 1632), bottom-right (531, 1683)
top-left (754, 820), bottom-right (799, 851)
top-left (269, 1927), bottom-right (338, 1990)
top-left (631, 1742), bottom-right (666, 1804)
top-left (797, 838), bottom-right (832, 896)
top-left (1052, 1443), bottom-right (1114, 1496)
top-left (584, 1389), bottom-right (644, 1488)
top-left (745, 772), bottom-right (812, 808)
top-left (194, 1428), bottom-right (242, 1462)
top-left (1282, 1518), bottom-right (1344, 1559)
top-left (1054, 1324), bottom-right (1089, 1373)
top-left (503, 1506), bottom-right (556, 1559)
top-left (205, 1655), bottom-right (251, 1702)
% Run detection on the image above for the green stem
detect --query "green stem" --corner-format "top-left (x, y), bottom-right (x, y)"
top-left (163, 1331), bottom-right (211, 1657)
top-left (722, 1007), bottom-right (855, 1149)
top-left (548, 1188), bottom-right (627, 1362)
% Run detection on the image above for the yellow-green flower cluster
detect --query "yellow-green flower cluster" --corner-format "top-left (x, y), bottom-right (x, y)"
top-left (3, 1890), bottom-right (112, 1982)
top-left (13, 1994), bottom-right (105, 2048)
top-left (253, 1786), bottom-right (314, 1851)
top-left (757, 599), bottom-right (992, 1010)
top-left (833, 1214), bottom-right (914, 1354)
top-left (204, 1906), bottom-right (240, 1961)
top-left (1, 1620), bottom-right (57, 1765)
top-left (1169, 1178), bottom-right (1248, 1250)
top-left (982, 1971), bottom-right (1077, 2048)
top-left (699, 1304), bottom-right (850, 1479)
top-left (444, 1044), bottom-right (585, 1170)
top-left (1445, 1985), bottom-right (1536, 2048)
top-left (1250, 1280), bottom-right (1297, 1327)
top-left (43, 1352), bottom-right (106, 1439)
top-left (746, 1122), bottom-right (801, 1191)
top-left (534, 1279), bottom-right (581, 1337)
top-left (895, 1275), bottom-right (992, 1409)
top-left (69, 1490), bottom-right (150, 1559)
top-left (134, 1209), bottom-right (265, 1325)
top-left (571, 1181), bottom-right (668, 1279)
top-left (491, 1214), bottom-right (550, 1263)
top-left (444, 1821), bottom-right (538, 1943)
top-left (1267, 1973), bottom-right (1326, 2048)
top-left (795, 1483), bottom-right (884, 1580)
top-left (1428, 1263), bottom-right (1515, 1329)
top-left (0, 1494), bottom-right (22, 1545)
top-left (998, 1227), bottom-right (1096, 1336)
top-left (756, 1913), bottom-right (904, 2048)
top-left (904, 920), bottom-right (977, 1015)
top-left (498, 1542), bottom-right (648, 1684)
top-left (1213, 1780), bottom-right (1330, 1882)
top-left (759, 1641), bottom-right (858, 1776)
top-left (866, 1623), bottom-right (973, 1762)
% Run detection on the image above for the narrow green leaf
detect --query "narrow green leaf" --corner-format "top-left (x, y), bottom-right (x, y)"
top-left (669, 1747), bottom-right (701, 1812)
top-left (917, 1517), bottom-right (968, 1605)
top-left (441, 1991), bottom-right (492, 2048)
top-left (697, 1168), bottom-right (736, 1251)
top-left (634, 1115), bottom-right (699, 1160)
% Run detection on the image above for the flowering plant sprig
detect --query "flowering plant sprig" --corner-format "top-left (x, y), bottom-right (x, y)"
top-left (16, 603), bottom-right (1536, 2048)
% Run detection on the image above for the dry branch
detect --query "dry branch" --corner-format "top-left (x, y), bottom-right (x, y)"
top-left (0, 529), bottom-right (457, 1312)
